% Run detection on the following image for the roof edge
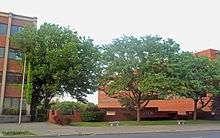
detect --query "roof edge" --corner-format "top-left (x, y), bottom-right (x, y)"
top-left (0, 11), bottom-right (37, 22)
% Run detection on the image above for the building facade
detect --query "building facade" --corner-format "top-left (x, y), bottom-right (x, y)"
top-left (0, 11), bottom-right (37, 115)
top-left (98, 49), bottom-right (220, 121)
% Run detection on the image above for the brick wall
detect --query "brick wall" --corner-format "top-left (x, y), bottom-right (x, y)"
top-left (7, 60), bottom-right (22, 73)
top-left (0, 58), bottom-right (22, 73)
top-left (0, 16), bottom-right (8, 24)
top-left (0, 58), bottom-right (3, 72)
top-left (4, 85), bottom-right (21, 98)
top-left (196, 49), bottom-right (218, 60)
top-left (48, 110), bottom-right (81, 124)
top-left (12, 19), bottom-right (34, 27)
top-left (0, 13), bottom-right (36, 110)
top-left (0, 36), bottom-right (6, 47)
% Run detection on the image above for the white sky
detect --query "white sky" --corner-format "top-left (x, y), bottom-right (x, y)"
top-left (1, 0), bottom-right (220, 104)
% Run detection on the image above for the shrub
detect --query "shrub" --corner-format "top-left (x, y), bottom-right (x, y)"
top-left (81, 111), bottom-right (105, 122)
top-left (51, 101), bottom-right (75, 115)
top-left (51, 101), bottom-right (88, 115)
top-left (80, 104), bottom-right (105, 122)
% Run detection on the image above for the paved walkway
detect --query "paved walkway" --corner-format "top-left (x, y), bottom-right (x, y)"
top-left (1, 122), bottom-right (220, 136)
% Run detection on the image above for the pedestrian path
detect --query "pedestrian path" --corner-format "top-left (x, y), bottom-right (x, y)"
top-left (1, 122), bottom-right (220, 136)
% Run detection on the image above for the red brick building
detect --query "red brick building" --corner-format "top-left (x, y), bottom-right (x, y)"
top-left (0, 11), bottom-right (37, 115)
top-left (98, 49), bottom-right (220, 121)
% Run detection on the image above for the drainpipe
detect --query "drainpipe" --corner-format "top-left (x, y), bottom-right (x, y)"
top-left (0, 13), bottom-right (12, 115)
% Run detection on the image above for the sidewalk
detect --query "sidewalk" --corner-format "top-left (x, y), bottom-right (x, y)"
top-left (1, 122), bottom-right (220, 136)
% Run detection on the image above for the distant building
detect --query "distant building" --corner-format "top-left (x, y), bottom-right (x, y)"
top-left (98, 49), bottom-right (220, 121)
top-left (0, 11), bottom-right (37, 115)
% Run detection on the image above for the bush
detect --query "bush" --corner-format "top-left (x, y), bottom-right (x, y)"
top-left (51, 101), bottom-right (105, 122)
top-left (80, 104), bottom-right (105, 122)
top-left (81, 111), bottom-right (105, 122)
top-left (51, 101), bottom-right (75, 115)
top-left (51, 101), bottom-right (88, 115)
top-left (2, 108), bottom-right (26, 115)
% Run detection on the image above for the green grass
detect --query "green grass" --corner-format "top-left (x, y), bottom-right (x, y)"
top-left (70, 120), bottom-right (220, 127)
top-left (1, 131), bottom-right (35, 136)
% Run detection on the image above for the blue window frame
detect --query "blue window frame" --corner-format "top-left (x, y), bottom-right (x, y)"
top-left (0, 48), bottom-right (4, 57)
top-left (10, 25), bottom-right (22, 35)
top-left (8, 49), bottom-right (22, 60)
top-left (0, 23), bottom-right (7, 35)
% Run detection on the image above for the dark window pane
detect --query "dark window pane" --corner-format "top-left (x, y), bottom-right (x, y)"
top-left (0, 48), bottom-right (4, 57)
top-left (0, 72), bottom-right (2, 83)
top-left (6, 72), bottom-right (23, 84)
top-left (4, 98), bottom-right (25, 110)
top-left (8, 49), bottom-right (22, 60)
top-left (4, 98), bottom-right (11, 109)
top-left (11, 25), bottom-right (22, 35)
top-left (0, 23), bottom-right (7, 35)
top-left (11, 98), bottom-right (19, 109)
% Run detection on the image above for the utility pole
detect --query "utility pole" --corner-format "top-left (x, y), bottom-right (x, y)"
top-left (19, 55), bottom-right (26, 124)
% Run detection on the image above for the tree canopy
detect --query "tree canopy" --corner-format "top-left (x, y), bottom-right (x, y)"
top-left (174, 52), bottom-right (217, 120)
top-left (100, 35), bottom-right (182, 121)
top-left (12, 23), bottom-right (100, 115)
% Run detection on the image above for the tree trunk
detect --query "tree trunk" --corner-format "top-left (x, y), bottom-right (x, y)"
top-left (136, 105), bottom-right (141, 122)
top-left (193, 100), bottom-right (198, 120)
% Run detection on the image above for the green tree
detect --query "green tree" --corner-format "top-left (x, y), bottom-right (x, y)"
top-left (12, 23), bottom-right (100, 117)
top-left (101, 35), bottom-right (181, 121)
top-left (177, 53), bottom-right (217, 120)
top-left (215, 55), bottom-right (220, 85)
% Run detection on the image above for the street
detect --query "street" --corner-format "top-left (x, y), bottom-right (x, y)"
top-left (9, 131), bottom-right (220, 138)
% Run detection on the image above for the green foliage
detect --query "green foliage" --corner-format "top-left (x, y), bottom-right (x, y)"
top-left (177, 53), bottom-right (217, 100)
top-left (215, 55), bottom-right (220, 90)
top-left (80, 111), bottom-right (105, 122)
top-left (1, 131), bottom-right (34, 136)
top-left (52, 102), bottom-right (104, 122)
top-left (12, 23), bottom-right (101, 113)
top-left (51, 101), bottom-right (88, 115)
top-left (80, 103), bottom-right (105, 122)
top-left (25, 62), bottom-right (32, 105)
top-left (101, 35), bottom-right (181, 121)
top-left (174, 53), bottom-right (217, 120)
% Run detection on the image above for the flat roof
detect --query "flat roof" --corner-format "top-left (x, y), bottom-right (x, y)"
top-left (0, 11), bottom-right (37, 22)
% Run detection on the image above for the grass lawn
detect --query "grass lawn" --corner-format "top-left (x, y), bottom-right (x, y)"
top-left (70, 120), bottom-right (220, 127)
top-left (1, 131), bottom-right (35, 136)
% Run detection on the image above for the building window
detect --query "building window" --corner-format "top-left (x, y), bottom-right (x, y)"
top-left (0, 23), bottom-right (7, 35)
top-left (143, 108), bottom-right (158, 116)
top-left (8, 49), bottom-right (22, 60)
top-left (0, 72), bottom-right (2, 83)
top-left (0, 48), bottom-right (4, 57)
top-left (106, 111), bottom-right (116, 116)
top-left (6, 72), bottom-right (23, 84)
top-left (4, 98), bottom-right (26, 109)
top-left (11, 25), bottom-right (22, 35)
top-left (4, 98), bottom-right (11, 109)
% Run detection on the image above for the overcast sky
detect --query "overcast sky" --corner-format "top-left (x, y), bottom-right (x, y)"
top-left (1, 0), bottom-right (219, 104)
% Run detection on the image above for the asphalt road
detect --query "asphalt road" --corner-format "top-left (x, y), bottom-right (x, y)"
top-left (9, 131), bottom-right (220, 138)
